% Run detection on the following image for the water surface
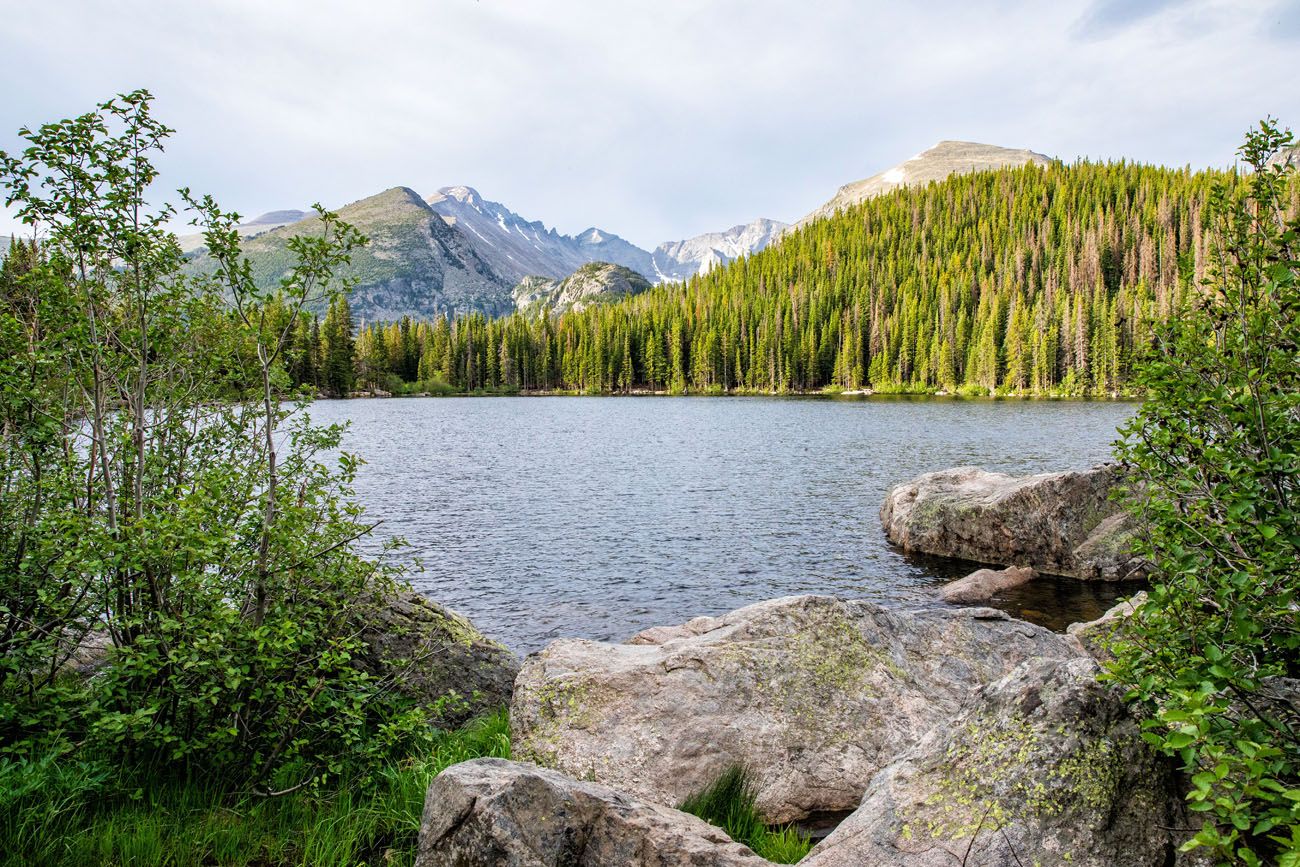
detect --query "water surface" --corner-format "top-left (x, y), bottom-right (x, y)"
top-left (307, 396), bottom-right (1137, 652)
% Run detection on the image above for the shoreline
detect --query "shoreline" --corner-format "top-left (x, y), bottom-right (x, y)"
top-left (331, 389), bottom-right (1143, 402)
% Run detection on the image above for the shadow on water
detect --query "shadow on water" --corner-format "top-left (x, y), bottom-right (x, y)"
top-left (902, 551), bottom-right (1142, 632)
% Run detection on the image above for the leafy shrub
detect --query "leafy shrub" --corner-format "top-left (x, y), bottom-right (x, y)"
top-left (0, 91), bottom-right (432, 790)
top-left (1110, 120), bottom-right (1300, 865)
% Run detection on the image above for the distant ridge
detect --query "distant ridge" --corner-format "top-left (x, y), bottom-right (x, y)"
top-left (426, 186), bottom-right (654, 283)
top-left (796, 140), bottom-right (1052, 227)
top-left (512, 262), bottom-right (652, 315)
top-left (649, 218), bottom-right (788, 282)
top-left (245, 209), bottom-right (308, 226)
top-left (185, 186), bottom-right (513, 321)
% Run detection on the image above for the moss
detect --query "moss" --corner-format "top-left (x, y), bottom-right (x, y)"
top-left (919, 708), bottom-right (1133, 852)
top-left (514, 677), bottom-right (604, 769)
top-left (725, 605), bottom-right (902, 741)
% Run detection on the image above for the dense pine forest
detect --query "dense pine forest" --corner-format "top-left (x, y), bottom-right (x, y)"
top-left (245, 160), bottom-right (1292, 397)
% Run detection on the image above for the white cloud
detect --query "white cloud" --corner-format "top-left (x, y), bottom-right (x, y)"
top-left (1, 0), bottom-right (1295, 248)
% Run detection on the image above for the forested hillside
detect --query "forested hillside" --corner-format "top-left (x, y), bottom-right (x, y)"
top-left (273, 159), bottom-right (1296, 397)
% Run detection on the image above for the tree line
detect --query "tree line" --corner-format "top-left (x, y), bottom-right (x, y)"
top-left (268, 159), bottom-right (1297, 398)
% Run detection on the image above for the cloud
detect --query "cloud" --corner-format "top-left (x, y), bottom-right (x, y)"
top-left (0, 0), bottom-right (1296, 248)
top-left (1265, 0), bottom-right (1300, 40)
top-left (1071, 0), bottom-right (1185, 39)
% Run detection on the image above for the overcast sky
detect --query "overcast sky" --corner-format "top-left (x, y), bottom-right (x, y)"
top-left (1, 0), bottom-right (1297, 249)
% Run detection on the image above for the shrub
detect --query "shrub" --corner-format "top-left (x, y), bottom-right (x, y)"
top-left (0, 91), bottom-right (432, 791)
top-left (1110, 119), bottom-right (1300, 864)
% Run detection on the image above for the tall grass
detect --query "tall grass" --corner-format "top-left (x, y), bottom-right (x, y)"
top-left (0, 709), bottom-right (510, 867)
top-left (679, 765), bottom-right (812, 863)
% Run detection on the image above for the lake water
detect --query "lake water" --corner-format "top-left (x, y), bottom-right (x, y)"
top-left (307, 396), bottom-right (1138, 653)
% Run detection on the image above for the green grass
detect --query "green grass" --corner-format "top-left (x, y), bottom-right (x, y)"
top-left (0, 709), bottom-right (510, 867)
top-left (679, 765), bottom-right (813, 863)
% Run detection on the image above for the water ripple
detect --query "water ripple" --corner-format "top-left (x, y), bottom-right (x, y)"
top-left (307, 396), bottom-right (1137, 652)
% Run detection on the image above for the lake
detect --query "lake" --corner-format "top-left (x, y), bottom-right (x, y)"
top-left (307, 396), bottom-right (1138, 653)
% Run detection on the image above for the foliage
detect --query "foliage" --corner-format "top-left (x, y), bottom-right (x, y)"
top-left (679, 764), bottom-right (813, 863)
top-left (1109, 120), bottom-right (1300, 865)
top-left (0, 709), bottom-right (510, 867)
top-left (272, 158), bottom-right (1267, 397)
top-left (0, 91), bottom-right (429, 790)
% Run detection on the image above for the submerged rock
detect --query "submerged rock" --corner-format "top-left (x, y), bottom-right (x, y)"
top-left (881, 464), bottom-right (1145, 580)
top-left (510, 595), bottom-right (1079, 824)
top-left (939, 565), bottom-right (1036, 603)
top-left (357, 590), bottom-right (519, 726)
top-left (807, 656), bottom-right (1193, 867)
top-left (415, 758), bottom-right (767, 867)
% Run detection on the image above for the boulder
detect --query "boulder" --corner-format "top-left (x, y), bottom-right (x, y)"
top-left (511, 595), bottom-right (1080, 824)
top-left (939, 565), bottom-right (1036, 603)
top-left (806, 656), bottom-right (1193, 867)
top-left (1066, 591), bottom-right (1147, 661)
top-left (1072, 511), bottom-right (1149, 581)
top-left (415, 758), bottom-right (767, 867)
top-left (881, 464), bottom-right (1145, 579)
top-left (357, 590), bottom-right (519, 726)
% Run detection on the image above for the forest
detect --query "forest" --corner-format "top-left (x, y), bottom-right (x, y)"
top-left (269, 159), bottom-right (1294, 398)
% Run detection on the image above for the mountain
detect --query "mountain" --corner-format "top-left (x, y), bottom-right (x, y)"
top-left (512, 262), bottom-right (651, 315)
top-left (177, 209), bottom-right (310, 253)
top-left (570, 227), bottom-right (656, 281)
top-left (427, 185), bottom-right (784, 286)
top-left (796, 140), bottom-right (1052, 226)
top-left (358, 158), bottom-right (1226, 397)
top-left (426, 186), bottom-right (655, 283)
top-left (1268, 144), bottom-right (1299, 169)
top-left (186, 187), bottom-right (513, 321)
top-left (649, 218), bottom-right (788, 282)
top-left (245, 209), bottom-right (308, 226)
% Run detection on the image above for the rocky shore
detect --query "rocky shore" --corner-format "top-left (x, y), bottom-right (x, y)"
top-left (410, 463), bottom-right (1177, 866)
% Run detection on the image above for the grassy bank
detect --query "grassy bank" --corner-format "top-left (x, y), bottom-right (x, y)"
top-left (0, 711), bottom-right (510, 867)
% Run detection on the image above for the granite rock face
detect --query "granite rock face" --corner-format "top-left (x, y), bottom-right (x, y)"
top-left (415, 758), bottom-right (767, 867)
top-left (357, 590), bottom-right (519, 726)
top-left (807, 657), bottom-right (1194, 867)
top-left (510, 595), bottom-right (1080, 823)
top-left (881, 464), bottom-right (1144, 579)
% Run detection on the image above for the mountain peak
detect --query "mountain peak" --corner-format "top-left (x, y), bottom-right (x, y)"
top-left (246, 209), bottom-right (307, 226)
top-left (432, 185), bottom-right (483, 207)
top-left (797, 140), bottom-right (1051, 227)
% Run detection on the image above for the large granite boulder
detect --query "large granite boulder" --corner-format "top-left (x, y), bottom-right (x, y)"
top-left (881, 464), bottom-right (1146, 579)
top-left (807, 656), bottom-right (1193, 867)
top-left (415, 758), bottom-right (767, 867)
top-left (357, 590), bottom-right (519, 726)
top-left (511, 595), bottom-right (1080, 824)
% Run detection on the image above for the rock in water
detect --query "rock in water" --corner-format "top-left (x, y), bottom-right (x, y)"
top-left (357, 590), bottom-right (519, 726)
top-left (806, 657), bottom-right (1193, 867)
top-left (939, 565), bottom-right (1036, 603)
top-left (415, 758), bottom-right (767, 867)
top-left (880, 464), bottom-right (1145, 579)
top-left (510, 595), bottom-right (1080, 823)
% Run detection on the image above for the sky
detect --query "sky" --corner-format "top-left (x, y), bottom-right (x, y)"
top-left (1, 0), bottom-right (1297, 250)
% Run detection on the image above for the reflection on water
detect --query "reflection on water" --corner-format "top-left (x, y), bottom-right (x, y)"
top-left (307, 395), bottom-right (1139, 653)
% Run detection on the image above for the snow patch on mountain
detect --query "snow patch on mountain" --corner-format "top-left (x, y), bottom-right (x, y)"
top-left (649, 218), bottom-right (788, 282)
